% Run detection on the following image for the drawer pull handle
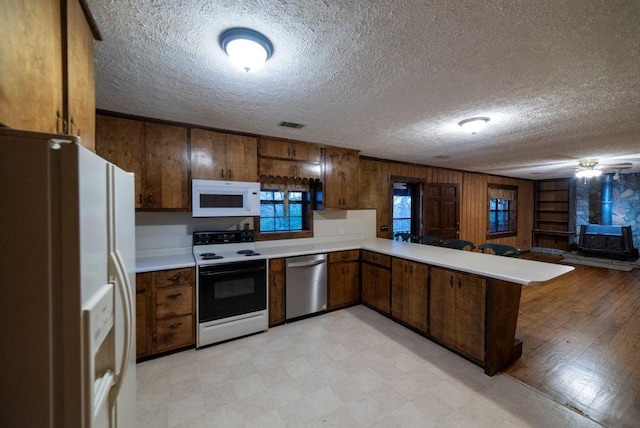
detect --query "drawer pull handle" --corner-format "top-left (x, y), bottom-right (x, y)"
top-left (167, 293), bottom-right (182, 299)
top-left (169, 322), bottom-right (182, 329)
top-left (169, 273), bottom-right (181, 282)
top-left (449, 276), bottom-right (454, 287)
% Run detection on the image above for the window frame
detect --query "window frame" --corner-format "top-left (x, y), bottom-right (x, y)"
top-left (256, 188), bottom-right (313, 240)
top-left (486, 184), bottom-right (518, 239)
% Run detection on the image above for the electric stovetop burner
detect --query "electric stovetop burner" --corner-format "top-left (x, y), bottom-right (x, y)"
top-left (237, 249), bottom-right (261, 256)
top-left (200, 253), bottom-right (223, 260)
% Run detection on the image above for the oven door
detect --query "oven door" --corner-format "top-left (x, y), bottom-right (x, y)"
top-left (198, 260), bottom-right (267, 323)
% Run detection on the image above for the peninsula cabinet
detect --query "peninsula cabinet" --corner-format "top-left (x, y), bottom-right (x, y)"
top-left (268, 258), bottom-right (286, 327)
top-left (361, 251), bottom-right (391, 314)
top-left (429, 267), bottom-right (486, 362)
top-left (136, 267), bottom-right (196, 360)
top-left (96, 115), bottom-right (190, 210)
top-left (1, 0), bottom-right (100, 150)
top-left (191, 128), bottom-right (258, 182)
top-left (328, 250), bottom-right (360, 310)
top-left (324, 147), bottom-right (359, 209)
top-left (391, 258), bottom-right (428, 333)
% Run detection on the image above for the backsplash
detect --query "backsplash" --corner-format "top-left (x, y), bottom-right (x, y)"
top-left (135, 209), bottom-right (377, 251)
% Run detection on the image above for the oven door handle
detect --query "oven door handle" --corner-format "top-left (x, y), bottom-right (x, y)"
top-left (199, 267), bottom-right (265, 277)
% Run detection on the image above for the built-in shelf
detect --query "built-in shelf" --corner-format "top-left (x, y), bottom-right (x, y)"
top-left (533, 179), bottom-right (575, 251)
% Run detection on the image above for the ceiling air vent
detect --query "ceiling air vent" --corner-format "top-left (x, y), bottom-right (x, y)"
top-left (279, 121), bottom-right (305, 129)
top-left (433, 155), bottom-right (450, 159)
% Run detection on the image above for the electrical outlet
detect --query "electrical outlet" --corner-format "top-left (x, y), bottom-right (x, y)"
top-left (339, 227), bottom-right (344, 235)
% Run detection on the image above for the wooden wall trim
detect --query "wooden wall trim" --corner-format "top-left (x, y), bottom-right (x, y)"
top-left (78, 0), bottom-right (102, 40)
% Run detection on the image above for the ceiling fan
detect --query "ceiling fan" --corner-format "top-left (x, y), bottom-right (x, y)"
top-left (576, 159), bottom-right (632, 180)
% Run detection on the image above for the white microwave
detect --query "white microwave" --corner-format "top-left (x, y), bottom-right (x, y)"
top-left (192, 179), bottom-right (260, 217)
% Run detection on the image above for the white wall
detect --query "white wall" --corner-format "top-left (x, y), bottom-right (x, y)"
top-left (313, 209), bottom-right (377, 239)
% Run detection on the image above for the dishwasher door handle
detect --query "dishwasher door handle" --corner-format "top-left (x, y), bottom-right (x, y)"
top-left (287, 260), bottom-right (326, 268)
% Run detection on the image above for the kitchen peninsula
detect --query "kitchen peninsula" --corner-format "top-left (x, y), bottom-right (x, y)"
top-left (137, 235), bottom-right (573, 375)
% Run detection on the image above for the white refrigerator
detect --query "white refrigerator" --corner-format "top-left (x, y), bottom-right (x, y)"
top-left (0, 128), bottom-right (136, 427)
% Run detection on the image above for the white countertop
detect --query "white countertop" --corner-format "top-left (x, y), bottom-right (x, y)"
top-left (135, 236), bottom-right (573, 285)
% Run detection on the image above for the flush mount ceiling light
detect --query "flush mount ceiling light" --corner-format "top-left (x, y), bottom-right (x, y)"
top-left (458, 117), bottom-right (490, 134)
top-left (219, 28), bottom-right (273, 73)
top-left (575, 160), bottom-right (602, 178)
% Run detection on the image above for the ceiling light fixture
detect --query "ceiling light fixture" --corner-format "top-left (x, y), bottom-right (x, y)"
top-left (458, 117), bottom-right (490, 134)
top-left (219, 28), bottom-right (273, 73)
top-left (576, 160), bottom-right (602, 178)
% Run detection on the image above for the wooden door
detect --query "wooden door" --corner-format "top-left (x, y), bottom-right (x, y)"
top-left (259, 138), bottom-right (290, 158)
top-left (225, 134), bottom-right (258, 181)
top-left (454, 272), bottom-right (486, 361)
top-left (191, 129), bottom-right (227, 180)
top-left (66, 0), bottom-right (96, 150)
top-left (324, 148), bottom-right (343, 209)
top-left (361, 263), bottom-right (377, 308)
top-left (144, 123), bottom-right (189, 209)
top-left (405, 261), bottom-right (428, 332)
top-left (358, 159), bottom-right (391, 238)
top-left (391, 258), bottom-right (407, 321)
top-left (425, 183), bottom-right (460, 239)
top-left (328, 261), bottom-right (360, 309)
top-left (268, 258), bottom-right (285, 326)
top-left (341, 149), bottom-right (359, 209)
top-left (135, 272), bottom-right (152, 359)
top-left (429, 267), bottom-right (457, 347)
top-left (374, 266), bottom-right (391, 314)
top-left (95, 115), bottom-right (146, 208)
top-left (290, 141), bottom-right (322, 162)
top-left (1, 0), bottom-right (63, 133)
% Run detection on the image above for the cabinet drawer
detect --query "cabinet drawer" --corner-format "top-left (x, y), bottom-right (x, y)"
top-left (361, 251), bottom-right (391, 268)
top-left (329, 250), bottom-right (360, 263)
top-left (155, 268), bottom-right (193, 288)
top-left (156, 314), bottom-right (194, 352)
top-left (156, 285), bottom-right (193, 319)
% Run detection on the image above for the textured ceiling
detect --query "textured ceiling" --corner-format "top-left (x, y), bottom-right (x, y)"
top-left (87, 0), bottom-right (640, 179)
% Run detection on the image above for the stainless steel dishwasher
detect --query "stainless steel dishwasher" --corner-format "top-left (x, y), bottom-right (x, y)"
top-left (285, 253), bottom-right (328, 320)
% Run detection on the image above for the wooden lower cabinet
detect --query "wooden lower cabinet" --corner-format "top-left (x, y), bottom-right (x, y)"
top-left (328, 250), bottom-right (360, 310)
top-left (269, 258), bottom-right (285, 326)
top-left (361, 251), bottom-right (391, 314)
top-left (429, 267), bottom-right (486, 362)
top-left (135, 267), bottom-right (195, 359)
top-left (391, 258), bottom-right (428, 333)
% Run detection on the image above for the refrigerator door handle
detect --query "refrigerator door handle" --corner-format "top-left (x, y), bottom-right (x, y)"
top-left (109, 249), bottom-right (134, 402)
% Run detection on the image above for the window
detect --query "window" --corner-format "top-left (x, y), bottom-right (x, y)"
top-left (487, 184), bottom-right (517, 237)
top-left (259, 189), bottom-right (310, 233)
top-left (392, 181), bottom-right (422, 239)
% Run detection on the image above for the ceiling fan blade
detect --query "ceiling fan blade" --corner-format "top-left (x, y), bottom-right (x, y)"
top-left (598, 162), bottom-right (633, 170)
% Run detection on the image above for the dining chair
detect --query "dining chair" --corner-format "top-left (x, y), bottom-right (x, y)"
top-left (442, 239), bottom-right (476, 251)
top-left (478, 243), bottom-right (521, 256)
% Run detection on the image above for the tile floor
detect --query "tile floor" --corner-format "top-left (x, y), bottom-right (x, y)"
top-left (136, 306), bottom-right (602, 427)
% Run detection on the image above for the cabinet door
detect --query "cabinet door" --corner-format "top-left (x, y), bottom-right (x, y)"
top-left (429, 267), bottom-right (457, 347)
top-left (454, 272), bottom-right (486, 361)
top-left (136, 290), bottom-right (148, 357)
top-left (374, 265), bottom-right (391, 314)
top-left (361, 262), bottom-right (377, 308)
top-left (144, 123), bottom-right (189, 209)
top-left (405, 261), bottom-right (428, 332)
top-left (290, 141), bottom-right (322, 163)
top-left (66, 0), bottom-right (95, 150)
top-left (0, 0), bottom-right (62, 133)
top-left (391, 258), bottom-right (407, 320)
top-left (340, 149), bottom-right (359, 209)
top-left (226, 134), bottom-right (258, 181)
top-left (324, 148), bottom-right (343, 209)
top-left (358, 159), bottom-right (391, 238)
top-left (191, 128), bottom-right (227, 180)
top-left (269, 258), bottom-right (285, 326)
top-left (96, 115), bottom-right (146, 208)
top-left (259, 138), bottom-right (291, 158)
top-left (329, 261), bottom-right (360, 309)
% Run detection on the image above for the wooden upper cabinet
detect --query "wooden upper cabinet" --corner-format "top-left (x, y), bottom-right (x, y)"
top-left (144, 123), bottom-right (189, 210)
top-left (0, 0), bottom-right (98, 150)
top-left (191, 129), bottom-right (258, 182)
top-left (66, 0), bottom-right (96, 150)
top-left (96, 116), bottom-right (189, 210)
top-left (96, 115), bottom-right (146, 208)
top-left (1, 0), bottom-right (62, 133)
top-left (259, 138), bottom-right (322, 163)
top-left (324, 147), bottom-right (359, 209)
top-left (359, 159), bottom-right (391, 238)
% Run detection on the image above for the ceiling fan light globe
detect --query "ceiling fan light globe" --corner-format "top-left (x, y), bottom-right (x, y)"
top-left (225, 39), bottom-right (268, 72)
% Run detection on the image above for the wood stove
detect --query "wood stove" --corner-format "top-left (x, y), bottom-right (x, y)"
top-left (578, 224), bottom-right (639, 260)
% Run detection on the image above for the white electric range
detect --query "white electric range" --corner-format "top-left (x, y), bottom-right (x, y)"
top-left (193, 231), bottom-right (268, 348)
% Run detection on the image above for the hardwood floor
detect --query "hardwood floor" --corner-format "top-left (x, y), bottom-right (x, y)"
top-left (506, 254), bottom-right (640, 428)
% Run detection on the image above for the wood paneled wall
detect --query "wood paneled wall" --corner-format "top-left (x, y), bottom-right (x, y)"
top-left (361, 158), bottom-right (535, 250)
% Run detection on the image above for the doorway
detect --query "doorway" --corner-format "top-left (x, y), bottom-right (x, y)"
top-left (392, 181), bottom-right (422, 239)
